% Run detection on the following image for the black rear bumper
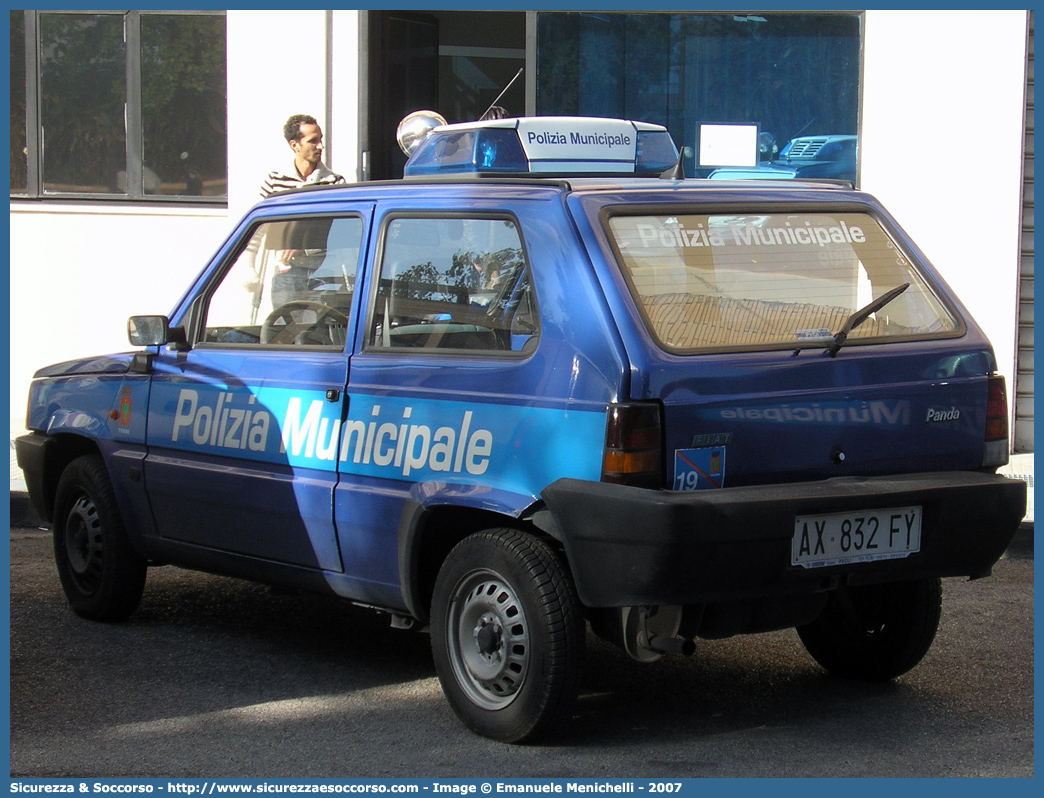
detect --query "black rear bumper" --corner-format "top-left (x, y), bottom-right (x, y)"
top-left (540, 472), bottom-right (1026, 608)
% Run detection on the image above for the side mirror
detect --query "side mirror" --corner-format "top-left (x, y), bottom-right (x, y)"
top-left (128, 315), bottom-right (172, 346)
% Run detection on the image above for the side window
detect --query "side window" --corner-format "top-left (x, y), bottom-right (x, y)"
top-left (369, 216), bottom-right (539, 353)
top-left (202, 216), bottom-right (362, 348)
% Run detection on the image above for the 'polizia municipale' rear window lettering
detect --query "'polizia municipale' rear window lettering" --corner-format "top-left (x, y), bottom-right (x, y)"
top-left (607, 213), bottom-right (959, 353)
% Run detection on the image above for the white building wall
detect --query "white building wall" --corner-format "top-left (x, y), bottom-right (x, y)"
top-left (226, 10), bottom-right (362, 221)
top-left (330, 10), bottom-right (364, 186)
top-left (861, 10), bottom-right (1028, 419)
top-left (8, 205), bottom-right (231, 417)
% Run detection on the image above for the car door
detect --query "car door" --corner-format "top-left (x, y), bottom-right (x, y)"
top-left (329, 203), bottom-right (617, 612)
top-left (143, 208), bottom-right (371, 571)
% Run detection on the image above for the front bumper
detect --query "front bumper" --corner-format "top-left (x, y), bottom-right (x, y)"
top-left (540, 471), bottom-right (1026, 608)
top-left (15, 433), bottom-right (52, 523)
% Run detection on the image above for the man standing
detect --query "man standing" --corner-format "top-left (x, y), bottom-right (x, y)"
top-left (260, 114), bottom-right (346, 198)
top-left (257, 115), bottom-right (346, 305)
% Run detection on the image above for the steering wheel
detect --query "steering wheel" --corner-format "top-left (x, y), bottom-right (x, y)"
top-left (260, 301), bottom-right (349, 346)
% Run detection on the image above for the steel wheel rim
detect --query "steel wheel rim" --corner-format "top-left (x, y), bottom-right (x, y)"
top-left (446, 569), bottom-right (530, 710)
top-left (63, 494), bottom-right (104, 595)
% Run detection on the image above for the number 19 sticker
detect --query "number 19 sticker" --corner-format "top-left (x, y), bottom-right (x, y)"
top-left (674, 447), bottom-right (725, 491)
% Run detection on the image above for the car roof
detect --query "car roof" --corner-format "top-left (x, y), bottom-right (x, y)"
top-left (256, 175), bottom-right (860, 210)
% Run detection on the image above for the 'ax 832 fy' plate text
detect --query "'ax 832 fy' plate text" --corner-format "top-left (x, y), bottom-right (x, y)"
top-left (792, 506), bottom-right (921, 568)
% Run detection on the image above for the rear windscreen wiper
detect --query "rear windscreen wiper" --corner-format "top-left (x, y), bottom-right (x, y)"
top-left (827, 282), bottom-right (910, 357)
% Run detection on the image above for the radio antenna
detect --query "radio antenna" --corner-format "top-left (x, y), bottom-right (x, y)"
top-left (480, 67), bottom-right (524, 121)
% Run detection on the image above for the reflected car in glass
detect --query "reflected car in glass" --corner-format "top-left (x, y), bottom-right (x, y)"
top-left (709, 134), bottom-right (857, 183)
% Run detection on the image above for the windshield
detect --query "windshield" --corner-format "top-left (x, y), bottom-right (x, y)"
top-left (606, 212), bottom-right (960, 353)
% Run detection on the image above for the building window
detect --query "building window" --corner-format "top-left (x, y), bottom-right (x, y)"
top-left (10, 10), bottom-right (27, 194)
top-left (536, 12), bottom-right (861, 179)
top-left (10, 10), bottom-right (226, 201)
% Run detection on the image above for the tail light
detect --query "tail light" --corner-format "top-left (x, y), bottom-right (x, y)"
top-left (982, 373), bottom-right (1010, 468)
top-left (601, 402), bottom-right (664, 488)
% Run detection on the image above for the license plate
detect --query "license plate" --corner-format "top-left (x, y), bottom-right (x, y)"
top-left (792, 506), bottom-right (922, 568)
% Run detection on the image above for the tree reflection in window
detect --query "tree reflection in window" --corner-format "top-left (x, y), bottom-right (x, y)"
top-left (374, 218), bottom-right (537, 353)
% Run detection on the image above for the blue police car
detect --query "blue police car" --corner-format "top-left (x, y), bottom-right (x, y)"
top-left (16, 114), bottom-right (1025, 743)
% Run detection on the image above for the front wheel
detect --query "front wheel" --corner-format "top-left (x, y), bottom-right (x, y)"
top-left (53, 455), bottom-right (148, 621)
top-left (430, 529), bottom-right (585, 743)
top-left (797, 577), bottom-right (942, 682)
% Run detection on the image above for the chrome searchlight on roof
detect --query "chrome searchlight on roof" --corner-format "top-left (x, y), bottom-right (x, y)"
top-left (396, 110), bottom-right (449, 158)
top-left (400, 115), bottom-right (679, 177)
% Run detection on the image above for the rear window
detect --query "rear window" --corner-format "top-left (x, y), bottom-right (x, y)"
top-left (606, 212), bottom-right (961, 353)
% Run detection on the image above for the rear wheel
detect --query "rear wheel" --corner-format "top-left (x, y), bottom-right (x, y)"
top-left (797, 577), bottom-right (942, 682)
top-left (53, 455), bottom-right (147, 621)
top-left (430, 529), bottom-right (584, 742)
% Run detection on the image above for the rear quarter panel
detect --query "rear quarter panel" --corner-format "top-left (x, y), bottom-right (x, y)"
top-left (568, 185), bottom-right (998, 487)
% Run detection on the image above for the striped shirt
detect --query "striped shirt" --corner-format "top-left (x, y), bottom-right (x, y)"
top-left (259, 161), bottom-right (346, 198)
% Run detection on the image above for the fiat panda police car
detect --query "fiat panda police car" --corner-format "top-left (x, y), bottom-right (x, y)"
top-left (16, 113), bottom-right (1026, 743)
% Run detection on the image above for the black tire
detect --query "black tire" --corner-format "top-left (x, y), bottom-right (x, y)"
top-left (430, 528), bottom-right (585, 743)
top-left (52, 455), bottom-right (148, 622)
top-left (797, 577), bottom-right (942, 682)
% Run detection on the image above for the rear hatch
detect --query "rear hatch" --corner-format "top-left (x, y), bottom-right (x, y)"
top-left (572, 186), bottom-right (999, 490)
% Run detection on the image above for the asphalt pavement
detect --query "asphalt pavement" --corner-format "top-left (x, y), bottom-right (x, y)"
top-left (8, 495), bottom-right (1034, 778)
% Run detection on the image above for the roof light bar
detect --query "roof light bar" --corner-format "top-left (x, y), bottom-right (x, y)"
top-left (403, 117), bottom-right (679, 177)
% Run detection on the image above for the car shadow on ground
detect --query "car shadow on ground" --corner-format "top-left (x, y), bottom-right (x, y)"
top-left (10, 529), bottom-right (1033, 777)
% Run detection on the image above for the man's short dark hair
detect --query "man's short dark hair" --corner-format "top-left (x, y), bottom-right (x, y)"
top-left (284, 114), bottom-right (318, 143)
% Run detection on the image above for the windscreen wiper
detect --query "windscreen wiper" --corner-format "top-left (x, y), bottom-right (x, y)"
top-left (827, 282), bottom-right (910, 357)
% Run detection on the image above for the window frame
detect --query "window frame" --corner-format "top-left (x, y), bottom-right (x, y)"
top-left (12, 9), bottom-right (226, 204)
top-left (363, 211), bottom-right (541, 358)
top-left (192, 213), bottom-right (366, 352)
